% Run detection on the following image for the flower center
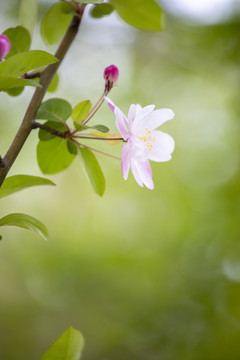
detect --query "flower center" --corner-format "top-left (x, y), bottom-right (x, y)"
top-left (138, 128), bottom-right (156, 151)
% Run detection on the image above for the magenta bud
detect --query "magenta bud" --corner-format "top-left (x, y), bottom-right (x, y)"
top-left (0, 34), bottom-right (11, 60)
top-left (103, 65), bottom-right (119, 92)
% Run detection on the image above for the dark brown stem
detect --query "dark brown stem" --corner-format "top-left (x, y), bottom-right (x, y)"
top-left (0, 10), bottom-right (86, 188)
top-left (32, 121), bottom-right (69, 139)
top-left (22, 71), bottom-right (41, 79)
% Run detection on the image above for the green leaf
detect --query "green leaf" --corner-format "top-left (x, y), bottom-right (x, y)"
top-left (110, 0), bottom-right (165, 31)
top-left (6, 87), bottom-right (24, 97)
top-left (67, 140), bottom-right (78, 155)
top-left (0, 51), bottom-right (58, 78)
top-left (92, 125), bottom-right (109, 133)
top-left (41, 3), bottom-right (73, 45)
top-left (0, 77), bottom-right (41, 91)
top-left (36, 98), bottom-right (72, 123)
top-left (73, 122), bottom-right (109, 133)
top-left (73, 122), bottom-right (90, 132)
top-left (0, 175), bottom-right (55, 199)
top-left (41, 327), bottom-right (84, 360)
top-left (0, 213), bottom-right (49, 241)
top-left (72, 100), bottom-right (92, 123)
top-left (19, 0), bottom-right (38, 34)
top-left (75, 0), bottom-right (103, 3)
top-left (38, 121), bottom-right (67, 141)
top-left (48, 73), bottom-right (59, 93)
top-left (91, 3), bottom-right (114, 18)
top-left (79, 147), bottom-right (105, 196)
top-left (3, 26), bottom-right (31, 59)
top-left (37, 137), bottom-right (76, 174)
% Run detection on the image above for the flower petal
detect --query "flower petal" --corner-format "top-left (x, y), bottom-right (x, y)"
top-left (143, 109), bottom-right (175, 130)
top-left (121, 144), bottom-right (131, 180)
top-left (130, 159), bottom-right (143, 187)
top-left (128, 104), bottom-right (142, 123)
top-left (115, 107), bottom-right (129, 140)
top-left (146, 130), bottom-right (175, 162)
top-left (135, 160), bottom-right (154, 190)
top-left (132, 105), bottom-right (155, 133)
top-left (104, 96), bottom-right (116, 113)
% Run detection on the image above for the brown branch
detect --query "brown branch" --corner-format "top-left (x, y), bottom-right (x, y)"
top-left (32, 121), bottom-right (68, 139)
top-left (0, 8), bottom-right (86, 187)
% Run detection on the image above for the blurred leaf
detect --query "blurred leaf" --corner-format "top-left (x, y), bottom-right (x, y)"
top-left (36, 98), bottom-right (72, 123)
top-left (73, 122), bottom-right (90, 132)
top-left (40, 327), bottom-right (84, 360)
top-left (37, 137), bottom-right (76, 174)
top-left (6, 87), bottom-right (24, 96)
top-left (19, 0), bottom-right (38, 34)
top-left (0, 51), bottom-right (58, 77)
top-left (41, 3), bottom-right (73, 45)
top-left (0, 213), bottom-right (49, 241)
top-left (92, 125), bottom-right (109, 133)
top-left (0, 77), bottom-right (41, 91)
top-left (75, 0), bottom-right (103, 3)
top-left (91, 3), bottom-right (114, 18)
top-left (3, 26), bottom-right (31, 59)
top-left (67, 140), bottom-right (78, 155)
top-left (48, 73), bottom-right (60, 93)
top-left (72, 100), bottom-right (92, 123)
top-left (0, 175), bottom-right (55, 199)
top-left (110, 0), bottom-right (165, 31)
top-left (73, 123), bottom-right (109, 133)
top-left (79, 147), bottom-right (105, 196)
top-left (38, 121), bottom-right (67, 141)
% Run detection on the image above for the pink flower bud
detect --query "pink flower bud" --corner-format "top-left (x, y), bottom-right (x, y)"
top-left (103, 65), bottom-right (119, 92)
top-left (0, 34), bottom-right (11, 60)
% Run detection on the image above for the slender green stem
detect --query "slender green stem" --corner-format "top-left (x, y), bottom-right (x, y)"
top-left (0, 11), bottom-right (85, 187)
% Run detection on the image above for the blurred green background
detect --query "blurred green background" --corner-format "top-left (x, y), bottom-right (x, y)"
top-left (1, 1), bottom-right (240, 359)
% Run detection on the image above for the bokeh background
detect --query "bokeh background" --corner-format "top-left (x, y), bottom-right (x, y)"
top-left (1, 0), bottom-right (240, 359)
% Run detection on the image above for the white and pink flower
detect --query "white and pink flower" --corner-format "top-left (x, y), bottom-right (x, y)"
top-left (105, 97), bottom-right (175, 190)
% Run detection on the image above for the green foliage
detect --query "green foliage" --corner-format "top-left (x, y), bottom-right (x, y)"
top-left (91, 3), bottom-right (114, 18)
top-left (36, 98), bottom-right (72, 123)
top-left (48, 73), bottom-right (60, 93)
top-left (0, 77), bottom-right (40, 91)
top-left (19, 0), bottom-right (38, 34)
top-left (79, 147), bottom-right (105, 196)
top-left (0, 213), bottom-right (49, 241)
top-left (67, 140), bottom-right (78, 155)
top-left (0, 175), bottom-right (55, 199)
top-left (92, 125), bottom-right (109, 133)
top-left (41, 3), bottom-right (73, 45)
top-left (38, 122), bottom-right (67, 141)
top-left (40, 327), bottom-right (84, 360)
top-left (0, 51), bottom-right (58, 78)
top-left (3, 26), bottom-right (31, 59)
top-left (72, 100), bottom-right (92, 123)
top-left (73, 122), bottom-right (109, 133)
top-left (37, 137), bottom-right (76, 174)
top-left (75, 0), bottom-right (103, 3)
top-left (110, 0), bottom-right (165, 31)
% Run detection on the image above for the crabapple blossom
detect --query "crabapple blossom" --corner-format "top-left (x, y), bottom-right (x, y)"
top-left (0, 34), bottom-right (11, 60)
top-left (105, 97), bottom-right (175, 190)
